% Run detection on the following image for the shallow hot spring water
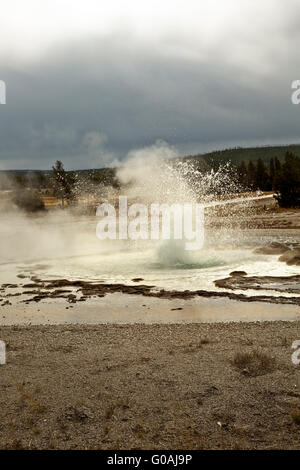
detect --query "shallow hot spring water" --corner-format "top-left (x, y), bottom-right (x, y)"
top-left (0, 213), bottom-right (300, 324)
top-left (0, 215), bottom-right (298, 290)
top-left (28, 230), bottom-right (298, 295)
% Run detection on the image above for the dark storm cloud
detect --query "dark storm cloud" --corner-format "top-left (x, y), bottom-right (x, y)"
top-left (1, 26), bottom-right (300, 169)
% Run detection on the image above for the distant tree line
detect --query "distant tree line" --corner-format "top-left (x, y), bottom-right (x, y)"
top-left (237, 152), bottom-right (300, 207)
top-left (237, 157), bottom-right (281, 191)
top-left (1, 161), bottom-right (121, 212)
top-left (0, 165), bottom-right (118, 192)
top-left (0, 170), bottom-right (51, 191)
top-left (2, 152), bottom-right (300, 211)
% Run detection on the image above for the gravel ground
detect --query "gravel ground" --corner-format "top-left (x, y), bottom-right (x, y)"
top-left (0, 321), bottom-right (299, 449)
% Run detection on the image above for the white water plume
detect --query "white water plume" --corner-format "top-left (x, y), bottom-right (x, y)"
top-left (117, 140), bottom-right (244, 205)
top-left (115, 140), bottom-right (255, 267)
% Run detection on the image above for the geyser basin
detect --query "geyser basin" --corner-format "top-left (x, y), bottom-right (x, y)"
top-left (0, 213), bottom-right (300, 325)
top-left (1, 155), bottom-right (299, 325)
top-left (1, 214), bottom-right (299, 293)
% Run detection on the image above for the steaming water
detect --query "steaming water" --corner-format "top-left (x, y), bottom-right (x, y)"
top-left (46, 231), bottom-right (300, 297)
top-left (0, 214), bottom-right (299, 299)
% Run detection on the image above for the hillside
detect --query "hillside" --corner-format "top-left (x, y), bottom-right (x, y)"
top-left (184, 144), bottom-right (300, 167)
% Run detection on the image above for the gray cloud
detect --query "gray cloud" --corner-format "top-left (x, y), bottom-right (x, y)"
top-left (1, 8), bottom-right (300, 169)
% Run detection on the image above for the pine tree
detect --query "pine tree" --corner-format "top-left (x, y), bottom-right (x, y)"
top-left (269, 158), bottom-right (275, 189)
top-left (51, 161), bottom-right (75, 208)
top-left (274, 157), bottom-right (281, 173)
top-left (274, 152), bottom-right (300, 207)
top-left (255, 158), bottom-right (270, 191)
top-left (238, 161), bottom-right (247, 187)
top-left (247, 161), bottom-right (256, 189)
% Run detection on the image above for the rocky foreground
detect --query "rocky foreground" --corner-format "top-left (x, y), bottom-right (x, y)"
top-left (0, 322), bottom-right (299, 450)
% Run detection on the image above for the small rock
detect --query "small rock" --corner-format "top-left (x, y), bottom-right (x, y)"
top-left (229, 271), bottom-right (247, 277)
top-left (254, 242), bottom-right (290, 255)
top-left (279, 249), bottom-right (300, 266)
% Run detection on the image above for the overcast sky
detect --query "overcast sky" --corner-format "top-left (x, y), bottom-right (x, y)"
top-left (0, 0), bottom-right (300, 169)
